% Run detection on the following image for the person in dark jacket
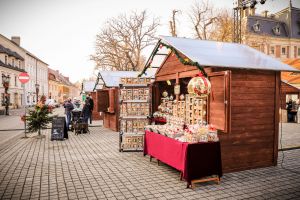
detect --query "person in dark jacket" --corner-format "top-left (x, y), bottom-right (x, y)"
top-left (82, 101), bottom-right (90, 123)
top-left (63, 98), bottom-right (74, 130)
top-left (287, 99), bottom-right (293, 122)
top-left (88, 95), bottom-right (94, 124)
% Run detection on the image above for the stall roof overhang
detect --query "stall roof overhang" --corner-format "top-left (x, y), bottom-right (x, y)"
top-left (99, 70), bottom-right (155, 87)
top-left (158, 36), bottom-right (299, 72)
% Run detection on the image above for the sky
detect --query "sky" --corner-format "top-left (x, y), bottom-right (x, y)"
top-left (0, 0), bottom-right (299, 83)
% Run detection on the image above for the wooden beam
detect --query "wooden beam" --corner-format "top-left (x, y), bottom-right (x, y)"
top-left (273, 71), bottom-right (280, 166)
top-left (176, 72), bottom-right (179, 101)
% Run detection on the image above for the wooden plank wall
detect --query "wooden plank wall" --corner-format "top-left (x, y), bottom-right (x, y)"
top-left (90, 91), bottom-right (102, 120)
top-left (103, 88), bottom-right (119, 132)
top-left (156, 54), bottom-right (198, 80)
top-left (219, 69), bottom-right (278, 172)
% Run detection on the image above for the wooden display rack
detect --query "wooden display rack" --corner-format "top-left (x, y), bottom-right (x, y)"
top-left (119, 79), bottom-right (152, 152)
top-left (185, 94), bottom-right (207, 125)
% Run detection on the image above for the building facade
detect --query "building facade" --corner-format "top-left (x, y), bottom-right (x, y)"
top-left (243, 3), bottom-right (300, 60)
top-left (48, 68), bottom-right (80, 103)
top-left (0, 34), bottom-right (49, 109)
top-left (0, 35), bottom-right (26, 112)
top-left (24, 52), bottom-right (48, 106)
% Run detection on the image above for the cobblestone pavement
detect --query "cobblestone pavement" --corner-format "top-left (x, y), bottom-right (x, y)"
top-left (0, 107), bottom-right (64, 146)
top-left (0, 127), bottom-right (299, 200)
top-left (279, 123), bottom-right (300, 149)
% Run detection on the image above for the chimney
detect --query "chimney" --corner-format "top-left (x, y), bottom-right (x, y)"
top-left (249, 8), bottom-right (256, 16)
top-left (11, 36), bottom-right (20, 46)
top-left (242, 8), bottom-right (249, 18)
top-left (261, 10), bottom-right (268, 18)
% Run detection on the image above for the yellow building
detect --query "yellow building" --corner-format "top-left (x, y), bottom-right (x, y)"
top-left (48, 68), bottom-right (80, 103)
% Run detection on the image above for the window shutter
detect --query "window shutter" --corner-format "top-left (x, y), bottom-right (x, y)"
top-left (97, 90), bottom-right (109, 112)
top-left (208, 71), bottom-right (231, 133)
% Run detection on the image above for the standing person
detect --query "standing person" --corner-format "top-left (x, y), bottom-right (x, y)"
top-left (64, 98), bottom-right (74, 130)
top-left (81, 101), bottom-right (90, 123)
top-left (88, 95), bottom-right (94, 124)
top-left (286, 99), bottom-right (293, 122)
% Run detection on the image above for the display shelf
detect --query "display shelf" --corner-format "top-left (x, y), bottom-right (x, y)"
top-left (122, 132), bottom-right (145, 136)
top-left (119, 79), bottom-right (152, 152)
top-left (120, 116), bottom-right (149, 119)
top-left (120, 83), bottom-right (149, 87)
top-left (120, 99), bottom-right (149, 103)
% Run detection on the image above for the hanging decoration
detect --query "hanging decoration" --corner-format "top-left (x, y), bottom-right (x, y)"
top-left (139, 41), bottom-right (207, 77)
top-left (187, 73), bottom-right (211, 97)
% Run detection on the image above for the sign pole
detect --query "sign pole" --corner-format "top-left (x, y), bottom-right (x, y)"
top-left (18, 72), bottom-right (30, 138)
top-left (23, 83), bottom-right (27, 138)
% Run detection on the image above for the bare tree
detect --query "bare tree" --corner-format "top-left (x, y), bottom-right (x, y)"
top-left (210, 9), bottom-right (233, 42)
top-left (169, 10), bottom-right (180, 37)
top-left (188, 0), bottom-right (218, 40)
top-left (91, 10), bottom-right (159, 71)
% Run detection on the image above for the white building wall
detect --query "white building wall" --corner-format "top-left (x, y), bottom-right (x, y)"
top-left (24, 54), bottom-right (48, 106)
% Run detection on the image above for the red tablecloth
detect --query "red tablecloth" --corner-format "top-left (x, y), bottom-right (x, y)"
top-left (144, 130), bottom-right (222, 184)
top-left (151, 117), bottom-right (167, 124)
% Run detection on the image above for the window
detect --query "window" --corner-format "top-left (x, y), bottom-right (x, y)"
top-left (273, 24), bottom-right (281, 35)
top-left (15, 76), bottom-right (17, 87)
top-left (270, 46), bottom-right (275, 55)
top-left (12, 59), bottom-right (14, 66)
top-left (19, 61), bottom-right (21, 68)
top-left (298, 47), bottom-right (300, 56)
top-left (5, 56), bottom-right (7, 64)
top-left (282, 47), bottom-right (286, 55)
top-left (253, 21), bottom-right (261, 32)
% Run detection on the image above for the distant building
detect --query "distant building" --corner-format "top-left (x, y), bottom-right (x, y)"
top-left (24, 52), bottom-right (48, 106)
top-left (48, 68), bottom-right (80, 103)
top-left (0, 34), bottom-right (49, 108)
top-left (243, 2), bottom-right (300, 60)
top-left (0, 34), bottom-right (26, 111)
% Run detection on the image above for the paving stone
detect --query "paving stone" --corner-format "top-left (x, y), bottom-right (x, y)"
top-left (0, 127), bottom-right (300, 200)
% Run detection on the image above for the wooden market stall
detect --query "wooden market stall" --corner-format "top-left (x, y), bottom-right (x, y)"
top-left (95, 71), bottom-right (154, 132)
top-left (140, 36), bottom-right (299, 173)
top-left (280, 81), bottom-right (300, 109)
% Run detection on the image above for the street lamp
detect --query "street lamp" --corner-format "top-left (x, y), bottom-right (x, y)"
top-left (35, 83), bottom-right (40, 103)
top-left (233, 0), bottom-right (267, 43)
top-left (2, 74), bottom-right (11, 115)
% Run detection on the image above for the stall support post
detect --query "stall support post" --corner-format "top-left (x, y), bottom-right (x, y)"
top-left (176, 72), bottom-right (179, 101)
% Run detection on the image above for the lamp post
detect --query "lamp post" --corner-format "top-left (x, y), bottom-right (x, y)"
top-left (35, 83), bottom-right (40, 103)
top-left (233, 0), bottom-right (267, 43)
top-left (2, 74), bottom-right (11, 115)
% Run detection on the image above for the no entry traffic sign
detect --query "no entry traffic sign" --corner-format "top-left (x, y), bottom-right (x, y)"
top-left (18, 72), bottom-right (30, 84)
